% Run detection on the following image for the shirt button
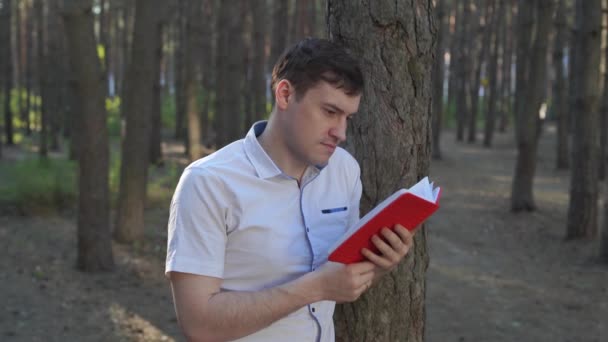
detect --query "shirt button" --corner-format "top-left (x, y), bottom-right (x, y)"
top-left (311, 307), bottom-right (316, 313)
top-left (306, 227), bottom-right (310, 232)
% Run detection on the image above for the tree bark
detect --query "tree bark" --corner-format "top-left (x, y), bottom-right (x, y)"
top-left (148, 2), bottom-right (168, 166)
top-left (114, 0), bottom-right (165, 243)
top-left (511, 0), bottom-right (554, 212)
top-left (601, 178), bottom-right (608, 261)
top-left (566, 0), bottom-right (601, 239)
top-left (36, 0), bottom-right (48, 158)
top-left (468, 0), bottom-right (492, 144)
top-left (184, 0), bottom-right (203, 160)
top-left (2, 0), bottom-right (14, 147)
top-left (328, 1), bottom-right (434, 341)
top-left (498, 1), bottom-right (514, 133)
top-left (250, 0), bottom-right (267, 125)
top-left (63, 0), bottom-right (114, 271)
top-left (215, 0), bottom-right (245, 148)
top-left (554, 0), bottom-right (569, 169)
top-left (483, 0), bottom-right (503, 147)
top-left (432, 0), bottom-right (448, 160)
top-left (269, 0), bottom-right (288, 73)
top-left (455, 0), bottom-right (470, 141)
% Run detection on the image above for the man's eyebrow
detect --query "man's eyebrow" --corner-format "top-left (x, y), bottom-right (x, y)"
top-left (321, 102), bottom-right (345, 113)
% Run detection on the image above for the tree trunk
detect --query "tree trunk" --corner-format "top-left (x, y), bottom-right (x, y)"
top-left (24, 2), bottom-right (32, 136)
top-left (432, 0), bottom-right (450, 159)
top-left (483, 0), bottom-right (503, 147)
top-left (2, 0), bottom-right (14, 147)
top-left (468, 0), bottom-right (492, 144)
top-left (184, 0), bottom-right (203, 160)
top-left (446, 2), bottom-right (460, 123)
top-left (600, 170), bottom-right (608, 261)
top-left (511, 0), bottom-right (554, 212)
top-left (148, 4), bottom-right (167, 166)
top-left (566, 0), bottom-right (601, 239)
top-left (114, 0), bottom-right (165, 243)
top-left (63, 0), bottom-right (114, 271)
top-left (174, 1), bottom-right (186, 142)
top-left (554, 0), bottom-right (569, 169)
top-left (36, 0), bottom-right (48, 158)
top-left (328, 1), bottom-right (433, 341)
top-left (199, 0), bottom-right (214, 146)
top-left (269, 0), bottom-right (288, 74)
top-left (498, 1), bottom-right (514, 133)
top-left (455, 0), bottom-right (469, 141)
top-left (432, 0), bottom-right (448, 160)
top-left (599, 4), bottom-right (608, 181)
top-left (215, 0), bottom-right (245, 148)
top-left (251, 0), bottom-right (267, 124)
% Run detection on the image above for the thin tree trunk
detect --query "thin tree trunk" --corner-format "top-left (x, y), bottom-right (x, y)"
top-left (328, 1), bottom-right (433, 341)
top-left (601, 178), bottom-right (608, 261)
top-left (199, 0), bottom-right (213, 146)
top-left (483, 0), bottom-right (503, 147)
top-left (185, 0), bottom-right (203, 160)
top-left (269, 0), bottom-right (288, 73)
top-left (36, 0), bottom-right (48, 158)
top-left (174, 1), bottom-right (186, 142)
top-left (455, 0), bottom-right (470, 141)
top-left (215, 0), bottom-right (245, 148)
top-left (24, 2), bottom-right (32, 136)
top-left (63, 0), bottom-right (114, 271)
top-left (2, 0), bottom-right (14, 146)
top-left (468, 0), bottom-right (491, 144)
top-left (446, 2), bottom-right (460, 123)
top-left (566, 0), bottom-right (601, 239)
top-left (432, 0), bottom-right (448, 160)
top-left (114, 0), bottom-right (165, 243)
top-left (148, 4), bottom-right (167, 166)
top-left (499, 1), bottom-right (514, 133)
top-left (554, 0), bottom-right (569, 169)
top-left (511, 0), bottom-right (554, 212)
top-left (251, 0), bottom-right (267, 124)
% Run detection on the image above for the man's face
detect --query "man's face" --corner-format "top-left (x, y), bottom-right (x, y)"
top-left (280, 81), bottom-right (361, 167)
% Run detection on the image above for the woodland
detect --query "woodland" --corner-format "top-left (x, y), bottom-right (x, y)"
top-left (0, 0), bottom-right (606, 341)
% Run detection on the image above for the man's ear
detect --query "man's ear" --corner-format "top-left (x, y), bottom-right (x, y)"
top-left (275, 80), bottom-right (293, 111)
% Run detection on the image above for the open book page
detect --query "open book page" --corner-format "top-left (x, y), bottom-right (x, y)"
top-left (328, 176), bottom-right (440, 254)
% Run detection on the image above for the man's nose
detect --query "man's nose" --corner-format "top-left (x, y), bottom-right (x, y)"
top-left (330, 117), bottom-right (347, 143)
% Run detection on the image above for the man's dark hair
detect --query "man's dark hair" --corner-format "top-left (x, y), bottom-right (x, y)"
top-left (271, 38), bottom-right (364, 100)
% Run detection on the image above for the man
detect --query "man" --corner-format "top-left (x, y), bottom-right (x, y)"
top-left (166, 38), bottom-right (414, 342)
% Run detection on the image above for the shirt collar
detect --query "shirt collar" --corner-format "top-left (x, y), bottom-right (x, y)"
top-left (244, 121), bottom-right (324, 180)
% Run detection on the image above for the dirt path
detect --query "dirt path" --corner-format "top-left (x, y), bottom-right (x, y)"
top-left (0, 125), bottom-right (606, 341)
top-left (426, 126), bottom-right (607, 342)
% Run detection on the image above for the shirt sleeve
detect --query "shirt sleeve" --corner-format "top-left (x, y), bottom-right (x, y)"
top-left (165, 167), bottom-right (228, 278)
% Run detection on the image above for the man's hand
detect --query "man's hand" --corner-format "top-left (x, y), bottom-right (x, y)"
top-left (361, 224), bottom-right (415, 274)
top-left (310, 261), bottom-right (377, 303)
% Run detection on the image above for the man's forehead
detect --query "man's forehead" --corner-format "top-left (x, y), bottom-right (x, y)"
top-left (313, 82), bottom-right (361, 113)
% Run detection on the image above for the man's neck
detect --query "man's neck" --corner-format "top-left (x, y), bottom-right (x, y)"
top-left (257, 119), bottom-right (308, 182)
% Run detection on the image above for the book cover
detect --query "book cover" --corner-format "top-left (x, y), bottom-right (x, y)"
top-left (328, 177), bottom-right (441, 264)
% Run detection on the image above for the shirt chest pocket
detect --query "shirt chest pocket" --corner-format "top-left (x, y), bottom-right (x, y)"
top-left (316, 205), bottom-right (350, 231)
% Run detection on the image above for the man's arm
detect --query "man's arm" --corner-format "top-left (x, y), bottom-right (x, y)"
top-left (169, 261), bottom-right (376, 342)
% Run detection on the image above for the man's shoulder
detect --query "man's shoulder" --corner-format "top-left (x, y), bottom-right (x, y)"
top-left (186, 139), bottom-right (248, 175)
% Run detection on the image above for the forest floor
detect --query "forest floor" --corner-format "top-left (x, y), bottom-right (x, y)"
top-left (0, 124), bottom-right (607, 342)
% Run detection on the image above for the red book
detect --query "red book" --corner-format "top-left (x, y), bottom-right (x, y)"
top-left (328, 177), bottom-right (441, 264)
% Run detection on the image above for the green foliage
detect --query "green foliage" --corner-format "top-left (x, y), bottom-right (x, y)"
top-left (147, 162), bottom-right (181, 208)
top-left (106, 96), bottom-right (122, 136)
top-left (161, 95), bottom-right (176, 130)
top-left (0, 158), bottom-right (78, 215)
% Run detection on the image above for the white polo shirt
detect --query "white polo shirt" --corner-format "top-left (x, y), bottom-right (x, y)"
top-left (166, 121), bottom-right (362, 341)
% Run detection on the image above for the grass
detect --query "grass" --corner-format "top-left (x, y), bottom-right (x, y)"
top-left (0, 158), bottom-right (78, 215)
